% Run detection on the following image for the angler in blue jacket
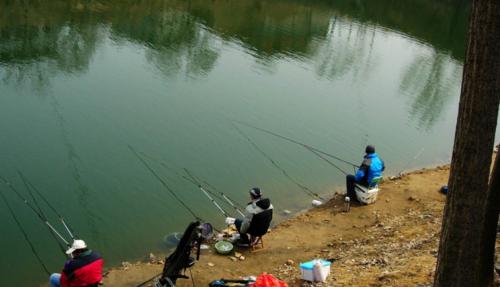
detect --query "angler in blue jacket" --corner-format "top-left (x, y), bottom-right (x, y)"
top-left (346, 145), bottom-right (385, 202)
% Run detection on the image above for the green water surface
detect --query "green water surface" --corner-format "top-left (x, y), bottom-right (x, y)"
top-left (1, 0), bottom-right (496, 286)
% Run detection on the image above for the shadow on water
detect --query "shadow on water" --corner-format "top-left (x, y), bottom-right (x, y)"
top-left (49, 95), bottom-right (104, 242)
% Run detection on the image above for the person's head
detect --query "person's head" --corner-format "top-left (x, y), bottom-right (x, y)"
top-left (66, 239), bottom-right (88, 256)
top-left (365, 145), bottom-right (375, 154)
top-left (249, 187), bottom-right (262, 200)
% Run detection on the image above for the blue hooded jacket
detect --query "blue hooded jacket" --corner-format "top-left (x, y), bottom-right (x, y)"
top-left (354, 153), bottom-right (385, 186)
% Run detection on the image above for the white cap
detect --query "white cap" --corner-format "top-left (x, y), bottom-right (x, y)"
top-left (66, 239), bottom-right (87, 254)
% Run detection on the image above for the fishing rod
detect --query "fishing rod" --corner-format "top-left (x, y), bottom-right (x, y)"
top-left (234, 121), bottom-right (359, 168)
top-left (17, 173), bottom-right (70, 255)
top-left (183, 168), bottom-right (245, 218)
top-left (138, 152), bottom-right (245, 213)
top-left (0, 176), bottom-right (70, 246)
top-left (233, 123), bottom-right (326, 202)
top-left (0, 188), bottom-right (51, 275)
top-left (128, 145), bottom-right (203, 222)
top-left (184, 169), bottom-right (246, 217)
top-left (183, 168), bottom-right (229, 218)
top-left (18, 171), bottom-right (76, 240)
top-left (196, 178), bottom-right (246, 211)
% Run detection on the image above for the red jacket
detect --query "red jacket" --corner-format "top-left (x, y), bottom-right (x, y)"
top-left (61, 250), bottom-right (103, 287)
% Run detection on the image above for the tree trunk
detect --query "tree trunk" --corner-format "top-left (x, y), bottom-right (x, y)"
top-left (433, 0), bottom-right (500, 287)
top-left (479, 152), bottom-right (500, 286)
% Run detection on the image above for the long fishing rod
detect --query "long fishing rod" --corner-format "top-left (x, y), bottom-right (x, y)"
top-left (18, 171), bottom-right (76, 240)
top-left (0, 176), bottom-right (70, 246)
top-left (128, 145), bottom-right (203, 222)
top-left (196, 178), bottom-right (246, 211)
top-left (138, 152), bottom-right (245, 213)
top-left (0, 188), bottom-right (51, 275)
top-left (234, 121), bottom-right (359, 168)
top-left (233, 123), bottom-right (326, 201)
top-left (184, 169), bottom-right (246, 217)
top-left (183, 169), bottom-right (229, 218)
top-left (183, 168), bottom-right (244, 218)
top-left (18, 172), bottom-right (69, 255)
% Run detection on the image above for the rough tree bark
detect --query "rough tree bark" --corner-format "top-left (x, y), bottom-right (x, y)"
top-left (479, 152), bottom-right (500, 286)
top-left (433, 1), bottom-right (500, 287)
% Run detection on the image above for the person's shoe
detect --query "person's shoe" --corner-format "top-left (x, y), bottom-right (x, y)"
top-left (236, 236), bottom-right (250, 247)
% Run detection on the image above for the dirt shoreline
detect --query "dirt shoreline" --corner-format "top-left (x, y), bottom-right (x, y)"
top-left (48, 163), bottom-right (500, 287)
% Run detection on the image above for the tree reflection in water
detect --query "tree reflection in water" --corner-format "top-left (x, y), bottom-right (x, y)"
top-left (311, 17), bottom-right (377, 81)
top-left (0, 0), bottom-right (467, 130)
top-left (400, 51), bottom-right (462, 129)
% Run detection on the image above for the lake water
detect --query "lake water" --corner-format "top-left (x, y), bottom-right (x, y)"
top-left (0, 0), bottom-right (497, 285)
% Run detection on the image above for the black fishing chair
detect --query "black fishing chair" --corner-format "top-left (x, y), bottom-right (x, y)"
top-left (154, 221), bottom-right (209, 287)
top-left (246, 209), bottom-right (273, 251)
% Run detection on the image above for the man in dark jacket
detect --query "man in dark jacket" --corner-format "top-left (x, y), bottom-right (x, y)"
top-left (346, 145), bottom-right (385, 202)
top-left (49, 239), bottom-right (103, 287)
top-left (234, 187), bottom-right (273, 244)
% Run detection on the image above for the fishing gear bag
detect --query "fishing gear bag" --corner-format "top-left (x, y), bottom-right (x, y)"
top-left (154, 221), bottom-right (212, 287)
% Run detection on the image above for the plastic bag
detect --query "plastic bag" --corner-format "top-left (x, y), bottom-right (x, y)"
top-left (249, 273), bottom-right (288, 287)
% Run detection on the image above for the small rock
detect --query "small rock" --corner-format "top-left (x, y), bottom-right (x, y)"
top-left (283, 209), bottom-right (292, 215)
top-left (229, 256), bottom-right (238, 262)
top-left (378, 271), bottom-right (400, 281)
top-left (408, 196), bottom-right (417, 201)
top-left (207, 262), bottom-right (215, 267)
top-left (286, 259), bottom-right (295, 265)
top-left (239, 256), bottom-right (245, 261)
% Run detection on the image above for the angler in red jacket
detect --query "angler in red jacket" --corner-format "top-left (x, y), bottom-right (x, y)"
top-left (49, 239), bottom-right (103, 287)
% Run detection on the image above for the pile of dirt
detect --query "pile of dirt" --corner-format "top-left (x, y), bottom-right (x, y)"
top-left (99, 165), bottom-right (499, 287)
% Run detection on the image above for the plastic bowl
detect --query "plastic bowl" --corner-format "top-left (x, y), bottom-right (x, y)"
top-left (214, 240), bottom-right (233, 254)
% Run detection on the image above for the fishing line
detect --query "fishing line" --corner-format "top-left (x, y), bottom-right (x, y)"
top-left (0, 188), bottom-right (51, 275)
top-left (234, 121), bottom-right (359, 168)
top-left (233, 123), bottom-right (326, 201)
top-left (398, 147), bottom-right (425, 175)
top-left (128, 145), bottom-right (203, 222)
top-left (18, 171), bottom-right (76, 240)
top-left (0, 176), bottom-right (70, 246)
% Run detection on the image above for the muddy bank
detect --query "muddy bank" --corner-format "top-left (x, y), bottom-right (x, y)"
top-left (51, 164), bottom-right (499, 287)
top-left (100, 165), bottom-right (453, 287)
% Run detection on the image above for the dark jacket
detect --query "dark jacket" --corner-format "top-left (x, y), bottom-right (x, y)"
top-left (61, 250), bottom-right (103, 287)
top-left (240, 198), bottom-right (273, 235)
